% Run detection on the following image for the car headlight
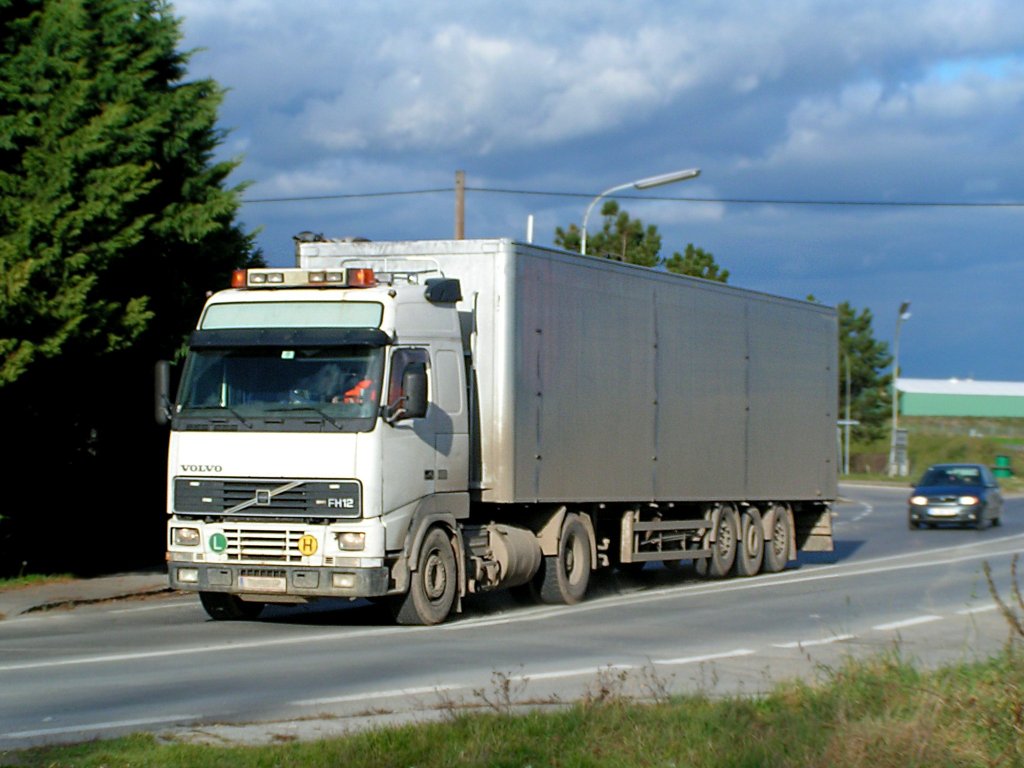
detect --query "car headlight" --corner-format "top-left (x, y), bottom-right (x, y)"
top-left (958, 495), bottom-right (980, 506)
top-left (336, 531), bottom-right (366, 551)
top-left (173, 527), bottom-right (201, 546)
top-left (910, 495), bottom-right (929, 506)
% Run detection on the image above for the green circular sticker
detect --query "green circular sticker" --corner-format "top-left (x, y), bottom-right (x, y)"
top-left (209, 532), bottom-right (227, 552)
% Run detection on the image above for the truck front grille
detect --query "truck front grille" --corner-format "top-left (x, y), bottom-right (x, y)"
top-left (174, 478), bottom-right (361, 519)
top-left (222, 527), bottom-right (305, 563)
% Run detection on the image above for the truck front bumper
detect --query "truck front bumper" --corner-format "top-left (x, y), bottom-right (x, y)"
top-left (168, 561), bottom-right (390, 600)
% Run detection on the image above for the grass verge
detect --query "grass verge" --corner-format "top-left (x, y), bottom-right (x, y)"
top-left (0, 574), bottom-right (73, 591)
top-left (4, 647), bottom-right (1022, 768)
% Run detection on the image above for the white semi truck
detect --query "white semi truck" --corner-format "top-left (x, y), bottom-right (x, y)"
top-left (161, 237), bottom-right (836, 624)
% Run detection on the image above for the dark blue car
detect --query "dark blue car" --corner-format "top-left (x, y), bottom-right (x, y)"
top-left (908, 463), bottom-right (1003, 530)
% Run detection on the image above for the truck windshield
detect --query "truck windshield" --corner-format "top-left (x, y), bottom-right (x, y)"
top-left (176, 346), bottom-right (385, 431)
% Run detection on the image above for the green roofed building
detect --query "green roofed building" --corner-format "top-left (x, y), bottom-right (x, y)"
top-left (897, 378), bottom-right (1024, 418)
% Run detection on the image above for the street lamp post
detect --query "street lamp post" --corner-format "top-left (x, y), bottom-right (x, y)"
top-left (580, 168), bottom-right (700, 256)
top-left (888, 301), bottom-right (912, 476)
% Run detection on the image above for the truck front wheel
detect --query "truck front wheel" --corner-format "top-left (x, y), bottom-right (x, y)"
top-left (392, 527), bottom-right (457, 625)
top-left (199, 592), bottom-right (264, 621)
top-left (538, 513), bottom-right (592, 605)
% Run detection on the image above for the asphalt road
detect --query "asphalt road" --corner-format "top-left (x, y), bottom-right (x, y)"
top-left (2, 483), bottom-right (1022, 750)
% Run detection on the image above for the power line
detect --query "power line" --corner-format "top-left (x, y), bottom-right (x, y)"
top-left (244, 188), bottom-right (452, 203)
top-left (242, 185), bottom-right (1024, 209)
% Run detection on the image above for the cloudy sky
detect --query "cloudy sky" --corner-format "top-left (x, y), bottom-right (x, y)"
top-left (174, 0), bottom-right (1024, 381)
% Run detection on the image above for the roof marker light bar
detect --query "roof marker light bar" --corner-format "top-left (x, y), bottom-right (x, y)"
top-left (229, 268), bottom-right (377, 289)
top-left (347, 268), bottom-right (377, 287)
top-left (308, 270), bottom-right (346, 284)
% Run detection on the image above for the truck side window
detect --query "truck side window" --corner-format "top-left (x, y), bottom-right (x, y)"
top-left (387, 348), bottom-right (429, 411)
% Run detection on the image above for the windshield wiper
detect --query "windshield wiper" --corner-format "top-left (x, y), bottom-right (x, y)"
top-left (265, 405), bottom-right (345, 430)
top-left (180, 405), bottom-right (253, 429)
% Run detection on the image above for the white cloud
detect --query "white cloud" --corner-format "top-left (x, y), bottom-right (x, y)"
top-left (173, 0), bottom-right (1024, 379)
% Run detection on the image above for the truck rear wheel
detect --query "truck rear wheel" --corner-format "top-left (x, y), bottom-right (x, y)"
top-left (734, 507), bottom-right (764, 577)
top-left (199, 592), bottom-right (264, 621)
top-left (537, 513), bottom-right (591, 605)
top-left (392, 527), bottom-right (457, 625)
top-left (762, 505), bottom-right (793, 573)
top-left (696, 503), bottom-right (739, 578)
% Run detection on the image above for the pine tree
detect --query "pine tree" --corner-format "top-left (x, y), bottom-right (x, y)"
top-left (664, 244), bottom-right (729, 283)
top-left (555, 202), bottom-right (728, 281)
top-left (837, 301), bottom-right (893, 442)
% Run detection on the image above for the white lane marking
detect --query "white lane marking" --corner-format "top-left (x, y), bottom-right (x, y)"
top-left (292, 685), bottom-right (461, 707)
top-left (441, 605), bottom-right (569, 630)
top-left (654, 649), bottom-right (756, 665)
top-left (4, 533), bottom-right (1023, 674)
top-left (773, 634), bottom-right (855, 649)
top-left (836, 499), bottom-right (873, 524)
top-left (0, 625), bottom-right (426, 673)
top-left (108, 601), bottom-right (197, 614)
top-left (957, 604), bottom-right (998, 615)
top-left (2, 714), bottom-right (199, 740)
top-left (851, 503), bottom-right (874, 523)
top-left (511, 664), bottom-right (634, 682)
top-left (872, 615), bottom-right (942, 632)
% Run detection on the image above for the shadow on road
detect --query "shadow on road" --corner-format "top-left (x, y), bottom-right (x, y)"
top-left (249, 557), bottom-right (830, 627)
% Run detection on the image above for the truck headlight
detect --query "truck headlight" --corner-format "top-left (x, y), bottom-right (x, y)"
top-left (173, 527), bottom-right (201, 546)
top-left (336, 532), bottom-right (366, 551)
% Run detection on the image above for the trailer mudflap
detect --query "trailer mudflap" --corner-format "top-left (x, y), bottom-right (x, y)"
top-left (794, 505), bottom-right (834, 553)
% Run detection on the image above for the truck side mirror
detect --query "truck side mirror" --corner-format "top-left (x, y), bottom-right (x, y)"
top-left (154, 360), bottom-right (173, 426)
top-left (401, 363), bottom-right (428, 419)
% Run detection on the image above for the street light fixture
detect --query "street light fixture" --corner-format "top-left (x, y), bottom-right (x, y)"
top-left (888, 301), bottom-right (912, 476)
top-left (580, 168), bottom-right (701, 255)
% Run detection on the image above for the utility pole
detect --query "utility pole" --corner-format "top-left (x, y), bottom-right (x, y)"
top-left (454, 170), bottom-right (465, 240)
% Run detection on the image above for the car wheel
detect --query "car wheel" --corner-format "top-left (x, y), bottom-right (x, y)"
top-left (908, 519), bottom-right (920, 530)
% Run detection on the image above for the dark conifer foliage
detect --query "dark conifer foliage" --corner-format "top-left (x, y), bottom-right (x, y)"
top-left (0, 0), bottom-right (260, 574)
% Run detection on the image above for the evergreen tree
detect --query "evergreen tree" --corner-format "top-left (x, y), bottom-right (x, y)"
top-left (664, 244), bottom-right (729, 283)
top-left (555, 201), bottom-right (727, 281)
top-left (0, 0), bottom-right (259, 574)
top-left (836, 301), bottom-right (893, 442)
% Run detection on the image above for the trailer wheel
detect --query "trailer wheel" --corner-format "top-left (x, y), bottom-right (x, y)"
top-left (199, 592), bottom-right (264, 621)
top-left (762, 505), bottom-right (793, 573)
top-left (734, 507), bottom-right (764, 577)
top-left (696, 504), bottom-right (739, 578)
top-left (392, 527), bottom-right (457, 625)
top-left (537, 513), bottom-right (592, 605)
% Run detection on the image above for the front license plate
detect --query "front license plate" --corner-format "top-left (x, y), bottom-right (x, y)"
top-left (927, 508), bottom-right (956, 517)
top-left (238, 575), bottom-right (287, 593)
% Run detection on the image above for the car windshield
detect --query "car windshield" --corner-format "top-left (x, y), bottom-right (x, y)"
top-left (918, 466), bottom-right (982, 487)
top-left (176, 345), bottom-right (384, 427)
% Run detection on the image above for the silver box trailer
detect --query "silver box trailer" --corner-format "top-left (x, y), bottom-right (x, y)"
top-left (166, 237), bottom-right (836, 624)
top-left (298, 238), bottom-right (838, 507)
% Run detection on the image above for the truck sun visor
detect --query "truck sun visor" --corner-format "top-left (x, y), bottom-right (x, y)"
top-left (188, 327), bottom-right (392, 348)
